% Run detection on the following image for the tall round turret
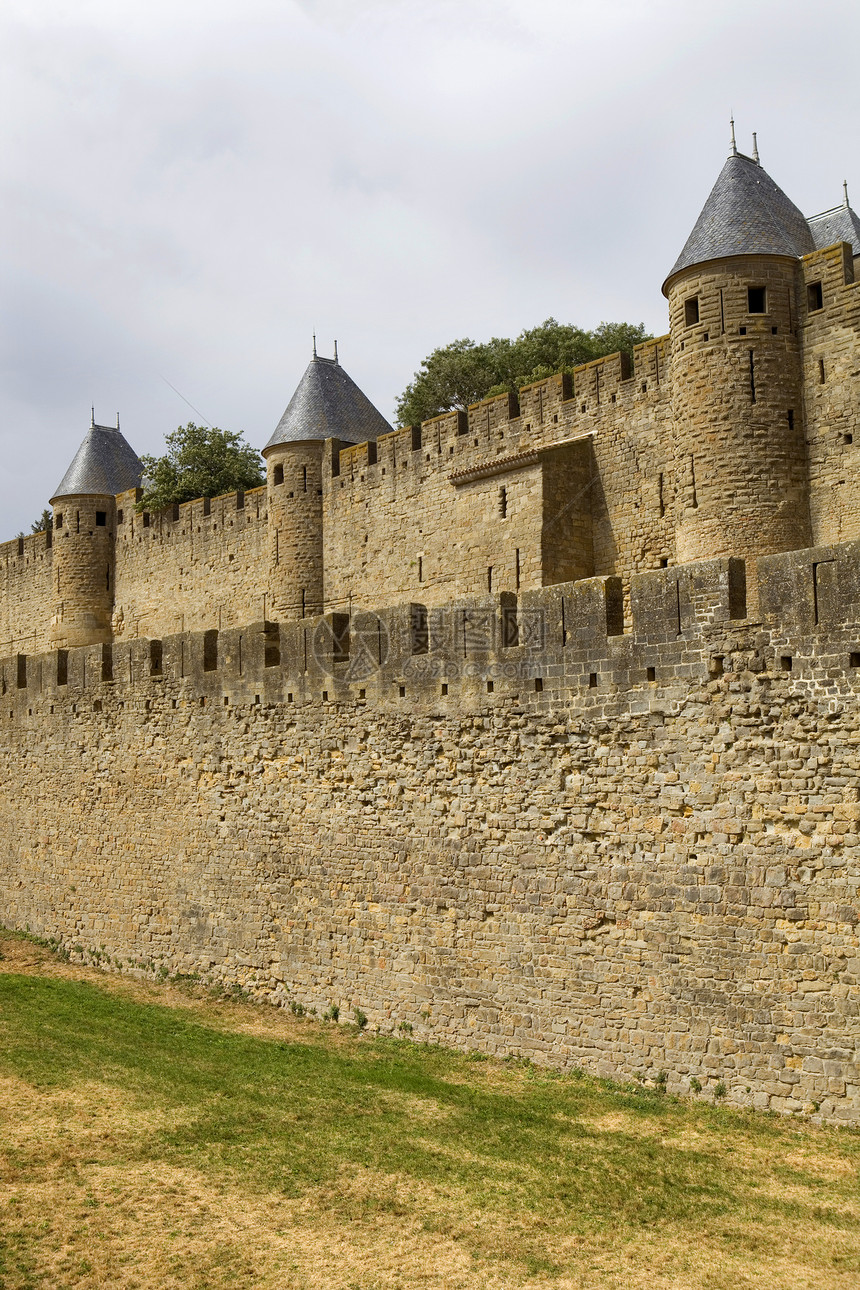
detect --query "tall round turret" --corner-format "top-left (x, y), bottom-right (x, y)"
top-left (49, 418), bottom-right (142, 648)
top-left (263, 349), bottom-right (392, 620)
top-left (663, 149), bottom-right (813, 570)
top-left (263, 439), bottom-right (325, 619)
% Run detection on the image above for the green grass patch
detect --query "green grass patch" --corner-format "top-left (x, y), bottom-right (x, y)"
top-left (1, 942), bottom-right (859, 1287)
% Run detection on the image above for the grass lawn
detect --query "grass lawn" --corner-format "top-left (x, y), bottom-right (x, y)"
top-left (0, 930), bottom-right (858, 1289)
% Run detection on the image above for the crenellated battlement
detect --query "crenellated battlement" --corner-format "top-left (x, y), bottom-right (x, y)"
top-left (5, 541), bottom-right (860, 722)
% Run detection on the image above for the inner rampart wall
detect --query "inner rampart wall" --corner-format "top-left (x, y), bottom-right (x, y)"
top-left (110, 485), bottom-right (268, 639)
top-left (322, 340), bottom-right (673, 614)
top-left (0, 529), bottom-right (53, 656)
top-left (1, 543), bottom-right (859, 1123)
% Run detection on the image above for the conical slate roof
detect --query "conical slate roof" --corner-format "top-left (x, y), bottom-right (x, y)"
top-left (663, 152), bottom-right (816, 293)
top-left (808, 203), bottom-right (860, 256)
top-left (51, 421), bottom-right (143, 501)
top-left (264, 355), bottom-right (393, 452)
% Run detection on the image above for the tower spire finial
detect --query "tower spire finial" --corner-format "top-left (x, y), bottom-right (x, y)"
top-left (730, 114), bottom-right (737, 156)
top-left (312, 331), bottom-right (317, 359)
top-left (91, 405), bottom-right (95, 428)
top-left (844, 179), bottom-right (850, 208)
top-left (333, 339), bottom-right (338, 364)
top-left (752, 131), bottom-right (760, 164)
top-left (116, 413), bottom-right (120, 431)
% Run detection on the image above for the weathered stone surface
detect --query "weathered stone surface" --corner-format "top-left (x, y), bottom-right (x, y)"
top-left (0, 555), bottom-right (858, 1122)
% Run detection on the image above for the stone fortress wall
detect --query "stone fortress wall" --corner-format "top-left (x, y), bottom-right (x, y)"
top-left (2, 149), bottom-right (860, 1120)
top-left (1, 543), bottom-right (859, 1121)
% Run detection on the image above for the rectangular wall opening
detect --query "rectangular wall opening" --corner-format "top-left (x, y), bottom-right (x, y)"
top-left (410, 604), bottom-right (429, 655)
top-left (808, 281), bottom-right (823, 311)
top-left (264, 622), bottom-right (281, 668)
top-left (500, 593), bottom-right (519, 648)
top-left (329, 613), bottom-right (350, 663)
top-left (16, 655), bottom-right (26, 689)
top-left (203, 629), bottom-right (219, 672)
top-left (149, 639), bottom-right (163, 676)
top-left (56, 650), bottom-right (68, 686)
top-left (684, 296), bottom-right (699, 326)
top-left (748, 286), bottom-right (767, 313)
top-left (101, 643), bottom-right (113, 683)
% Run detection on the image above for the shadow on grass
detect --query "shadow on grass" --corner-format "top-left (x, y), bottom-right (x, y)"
top-left (1, 970), bottom-right (858, 1263)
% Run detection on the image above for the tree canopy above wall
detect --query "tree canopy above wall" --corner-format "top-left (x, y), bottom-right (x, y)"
top-left (394, 318), bottom-right (652, 427)
top-left (137, 423), bottom-right (265, 513)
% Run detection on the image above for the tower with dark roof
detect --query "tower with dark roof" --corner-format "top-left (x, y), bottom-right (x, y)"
top-left (49, 417), bottom-right (142, 648)
top-left (262, 350), bottom-right (393, 619)
top-left (663, 147), bottom-right (815, 578)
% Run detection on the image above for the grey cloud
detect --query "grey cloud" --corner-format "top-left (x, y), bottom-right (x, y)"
top-left (1, 0), bottom-right (860, 534)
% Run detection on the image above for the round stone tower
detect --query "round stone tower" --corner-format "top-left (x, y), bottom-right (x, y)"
top-left (663, 144), bottom-right (814, 570)
top-left (263, 347), bottom-right (392, 620)
top-left (49, 416), bottom-right (142, 648)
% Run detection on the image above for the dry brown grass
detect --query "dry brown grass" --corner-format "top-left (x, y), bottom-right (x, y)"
top-left (1, 932), bottom-right (859, 1289)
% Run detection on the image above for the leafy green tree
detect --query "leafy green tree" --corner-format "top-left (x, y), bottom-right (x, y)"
top-left (31, 508), bottom-right (53, 534)
top-left (395, 318), bottom-right (652, 425)
top-left (137, 423), bottom-right (264, 513)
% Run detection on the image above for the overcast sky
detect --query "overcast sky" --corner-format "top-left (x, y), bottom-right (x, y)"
top-left (1, 0), bottom-right (858, 534)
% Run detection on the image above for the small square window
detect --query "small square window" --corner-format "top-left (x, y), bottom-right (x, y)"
top-left (684, 296), bottom-right (699, 326)
top-left (807, 281), bottom-right (823, 311)
top-left (748, 286), bottom-right (766, 313)
top-left (142, 512), bottom-right (151, 528)
top-left (115, 510), bottom-right (122, 525)
top-left (273, 464), bottom-right (284, 485)
top-left (95, 511), bottom-right (106, 526)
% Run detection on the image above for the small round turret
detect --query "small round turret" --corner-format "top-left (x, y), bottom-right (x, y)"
top-left (263, 348), bottom-right (392, 620)
top-left (49, 417), bottom-right (142, 648)
top-left (263, 440), bottom-right (325, 619)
